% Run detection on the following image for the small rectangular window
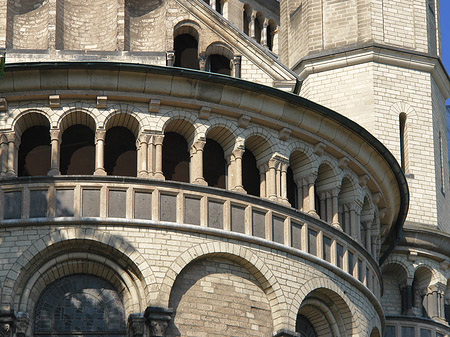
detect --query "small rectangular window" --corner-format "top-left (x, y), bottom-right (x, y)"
top-left (385, 326), bottom-right (396, 337)
top-left (308, 229), bottom-right (317, 256)
top-left (337, 244), bottom-right (344, 269)
top-left (323, 236), bottom-right (332, 262)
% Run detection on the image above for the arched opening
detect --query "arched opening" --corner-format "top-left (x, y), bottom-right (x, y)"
top-left (360, 196), bottom-right (374, 250)
top-left (174, 33), bottom-right (199, 70)
top-left (243, 5), bottom-right (251, 35)
top-left (338, 177), bottom-right (356, 234)
top-left (267, 20), bottom-right (276, 51)
top-left (18, 125), bottom-right (51, 177)
top-left (104, 127), bottom-right (137, 177)
top-left (315, 163), bottom-right (337, 222)
top-left (287, 166), bottom-right (297, 208)
top-left (381, 263), bottom-right (408, 316)
top-left (60, 125), bottom-right (95, 175)
top-left (167, 257), bottom-right (273, 336)
top-left (254, 13), bottom-right (263, 43)
top-left (203, 138), bottom-right (226, 188)
top-left (296, 288), bottom-right (353, 337)
top-left (207, 54), bottom-right (231, 75)
top-left (412, 267), bottom-right (433, 318)
top-left (162, 132), bottom-right (190, 183)
top-left (205, 42), bottom-right (233, 76)
top-left (242, 148), bottom-right (260, 196)
top-left (34, 274), bottom-right (126, 337)
top-left (215, 0), bottom-right (222, 14)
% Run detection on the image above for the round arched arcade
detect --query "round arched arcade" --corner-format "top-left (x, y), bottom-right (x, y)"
top-left (0, 63), bottom-right (408, 337)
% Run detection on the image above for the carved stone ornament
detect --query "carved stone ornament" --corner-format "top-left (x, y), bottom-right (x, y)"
top-left (15, 312), bottom-right (29, 337)
top-left (144, 306), bottom-right (173, 337)
top-left (0, 310), bottom-right (15, 337)
top-left (128, 313), bottom-right (145, 337)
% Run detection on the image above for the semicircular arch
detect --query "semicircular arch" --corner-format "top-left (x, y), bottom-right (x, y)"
top-left (159, 242), bottom-right (288, 330)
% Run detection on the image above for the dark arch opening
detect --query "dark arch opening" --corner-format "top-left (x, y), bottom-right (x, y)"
top-left (242, 148), bottom-right (259, 196)
top-left (34, 274), bottom-right (126, 337)
top-left (203, 138), bottom-right (226, 188)
top-left (254, 16), bottom-right (262, 43)
top-left (18, 125), bottom-right (51, 177)
top-left (296, 314), bottom-right (317, 337)
top-left (163, 132), bottom-right (190, 182)
top-left (60, 125), bottom-right (95, 175)
top-left (174, 34), bottom-right (199, 70)
top-left (287, 166), bottom-right (297, 208)
top-left (243, 7), bottom-right (250, 35)
top-left (267, 25), bottom-right (274, 51)
top-left (399, 112), bottom-right (407, 172)
top-left (105, 127), bottom-right (137, 177)
top-left (207, 54), bottom-right (231, 75)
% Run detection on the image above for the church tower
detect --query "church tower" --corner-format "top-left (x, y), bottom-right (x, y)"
top-left (281, 0), bottom-right (450, 333)
top-left (281, 0), bottom-right (450, 232)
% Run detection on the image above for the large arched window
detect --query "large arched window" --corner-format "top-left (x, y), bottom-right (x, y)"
top-left (162, 132), bottom-right (190, 182)
top-left (18, 125), bottom-right (51, 177)
top-left (60, 124), bottom-right (95, 175)
top-left (34, 274), bottom-right (126, 337)
top-left (174, 33), bottom-right (199, 70)
top-left (104, 126), bottom-right (137, 177)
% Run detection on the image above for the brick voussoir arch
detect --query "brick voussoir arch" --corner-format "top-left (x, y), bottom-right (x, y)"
top-left (1, 228), bottom-right (157, 311)
top-left (288, 277), bottom-right (361, 335)
top-left (159, 242), bottom-right (289, 330)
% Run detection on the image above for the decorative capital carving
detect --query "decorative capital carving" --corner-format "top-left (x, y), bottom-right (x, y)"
top-left (50, 129), bottom-right (61, 141)
top-left (128, 313), bottom-right (145, 337)
top-left (15, 312), bottom-right (29, 337)
top-left (166, 51), bottom-right (175, 66)
top-left (190, 139), bottom-right (206, 155)
top-left (273, 329), bottom-right (300, 337)
top-left (95, 129), bottom-right (106, 143)
top-left (231, 147), bottom-right (245, 159)
top-left (144, 306), bottom-right (173, 337)
top-left (0, 310), bottom-right (15, 337)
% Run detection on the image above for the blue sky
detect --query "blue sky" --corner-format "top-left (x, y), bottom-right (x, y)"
top-left (441, 0), bottom-right (450, 104)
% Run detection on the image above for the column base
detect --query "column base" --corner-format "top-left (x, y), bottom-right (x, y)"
top-left (138, 171), bottom-right (149, 178)
top-left (308, 210), bottom-right (320, 218)
top-left (94, 168), bottom-right (107, 176)
top-left (193, 178), bottom-right (208, 186)
top-left (47, 168), bottom-right (60, 176)
top-left (5, 171), bottom-right (16, 177)
top-left (153, 172), bottom-right (165, 180)
top-left (231, 186), bottom-right (246, 193)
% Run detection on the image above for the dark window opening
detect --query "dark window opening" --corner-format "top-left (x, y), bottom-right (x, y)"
top-left (174, 34), bottom-right (199, 70)
top-left (243, 9), bottom-right (250, 35)
top-left (207, 54), bottom-right (231, 75)
top-left (254, 17), bottom-right (262, 43)
top-left (287, 166), bottom-right (297, 208)
top-left (60, 125), bottom-right (95, 175)
top-left (163, 132), bottom-right (190, 182)
top-left (18, 125), bottom-right (50, 177)
top-left (399, 113), bottom-right (406, 171)
top-left (105, 127), bottom-right (137, 177)
top-left (203, 138), bottom-right (226, 188)
top-left (242, 148), bottom-right (259, 196)
top-left (267, 25), bottom-right (273, 51)
top-left (34, 274), bottom-right (126, 337)
top-left (296, 314), bottom-right (317, 337)
top-left (216, 0), bottom-right (222, 14)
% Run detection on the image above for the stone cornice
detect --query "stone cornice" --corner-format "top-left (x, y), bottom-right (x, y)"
top-left (294, 44), bottom-right (450, 100)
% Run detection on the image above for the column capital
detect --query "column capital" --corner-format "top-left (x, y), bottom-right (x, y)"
top-left (190, 139), bottom-right (206, 154)
top-left (144, 306), bottom-right (173, 337)
top-left (273, 329), bottom-right (300, 337)
top-left (128, 313), bottom-right (145, 337)
top-left (232, 147), bottom-right (245, 159)
top-left (166, 51), bottom-right (175, 67)
top-left (15, 312), bottom-right (29, 337)
top-left (153, 134), bottom-right (165, 146)
top-left (5, 132), bottom-right (16, 143)
top-left (50, 129), bottom-right (61, 141)
top-left (95, 129), bottom-right (106, 143)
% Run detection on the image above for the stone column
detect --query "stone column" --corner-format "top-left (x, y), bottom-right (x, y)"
top-left (153, 135), bottom-right (165, 180)
top-left (198, 55), bottom-right (207, 71)
top-left (138, 133), bottom-right (149, 177)
top-left (94, 129), bottom-right (107, 176)
top-left (0, 134), bottom-right (7, 176)
top-left (426, 283), bottom-right (447, 322)
top-left (250, 10), bottom-right (257, 39)
top-left (295, 178), bottom-right (303, 210)
top-left (232, 55), bottom-right (241, 78)
top-left (190, 139), bottom-right (207, 185)
top-left (267, 159), bottom-right (277, 200)
top-left (280, 162), bottom-right (288, 203)
top-left (48, 129), bottom-right (61, 176)
top-left (400, 280), bottom-right (414, 316)
top-left (230, 148), bottom-right (245, 192)
top-left (210, 0), bottom-right (216, 11)
top-left (306, 174), bottom-right (318, 217)
top-left (5, 132), bottom-right (17, 177)
top-left (331, 188), bottom-right (340, 229)
top-left (261, 18), bottom-right (269, 47)
top-left (144, 306), bottom-right (173, 337)
top-left (319, 192), bottom-right (326, 220)
top-left (259, 164), bottom-right (267, 198)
